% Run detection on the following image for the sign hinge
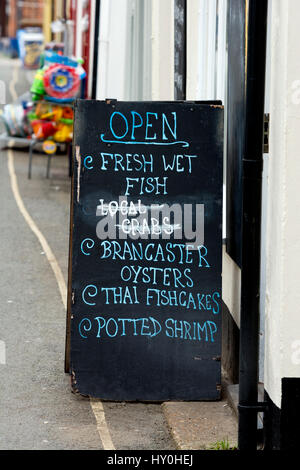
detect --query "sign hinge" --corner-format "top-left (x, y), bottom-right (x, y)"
top-left (263, 113), bottom-right (269, 154)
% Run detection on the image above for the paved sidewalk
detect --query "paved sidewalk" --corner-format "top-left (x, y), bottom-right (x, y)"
top-left (163, 399), bottom-right (238, 450)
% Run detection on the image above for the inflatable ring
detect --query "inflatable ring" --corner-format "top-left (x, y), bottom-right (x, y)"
top-left (43, 64), bottom-right (80, 99)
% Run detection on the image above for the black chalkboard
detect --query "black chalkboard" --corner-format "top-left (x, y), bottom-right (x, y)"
top-left (66, 99), bottom-right (223, 400)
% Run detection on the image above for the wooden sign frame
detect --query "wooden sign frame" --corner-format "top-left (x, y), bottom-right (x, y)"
top-left (65, 99), bottom-right (223, 401)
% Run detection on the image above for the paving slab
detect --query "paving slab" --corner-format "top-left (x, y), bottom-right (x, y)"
top-left (162, 400), bottom-right (238, 450)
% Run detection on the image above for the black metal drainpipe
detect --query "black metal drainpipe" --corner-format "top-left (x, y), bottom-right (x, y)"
top-left (174, 0), bottom-right (187, 101)
top-left (91, 0), bottom-right (101, 100)
top-left (238, 0), bottom-right (268, 450)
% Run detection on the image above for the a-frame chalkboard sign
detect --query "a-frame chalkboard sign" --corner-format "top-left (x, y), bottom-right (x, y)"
top-left (65, 99), bottom-right (223, 400)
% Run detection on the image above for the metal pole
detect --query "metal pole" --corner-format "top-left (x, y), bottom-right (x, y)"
top-left (91, 0), bottom-right (101, 100)
top-left (174, 0), bottom-right (187, 100)
top-left (238, 0), bottom-right (268, 451)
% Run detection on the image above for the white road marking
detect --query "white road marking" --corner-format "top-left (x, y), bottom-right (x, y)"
top-left (0, 340), bottom-right (6, 365)
top-left (7, 62), bottom-right (115, 451)
top-left (90, 399), bottom-right (115, 450)
top-left (7, 148), bottom-right (67, 309)
top-left (9, 65), bottom-right (19, 102)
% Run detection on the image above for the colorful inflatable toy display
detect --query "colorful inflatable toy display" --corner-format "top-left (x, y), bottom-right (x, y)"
top-left (30, 52), bottom-right (85, 103)
top-left (43, 64), bottom-right (80, 100)
top-left (1, 51), bottom-right (83, 148)
top-left (28, 102), bottom-right (74, 142)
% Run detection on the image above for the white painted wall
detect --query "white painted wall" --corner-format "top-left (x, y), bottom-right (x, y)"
top-left (75, 0), bottom-right (83, 58)
top-left (124, 0), bottom-right (152, 100)
top-left (187, 0), bottom-right (226, 102)
top-left (151, 0), bottom-right (174, 100)
top-left (96, 0), bottom-right (153, 101)
top-left (186, 0), bottom-right (241, 333)
top-left (96, 0), bottom-right (129, 100)
top-left (162, 0), bottom-right (240, 336)
top-left (264, 0), bottom-right (300, 408)
top-left (186, 0), bottom-right (201, 100)
top-left (187, 2), bottom-right (238, 330)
